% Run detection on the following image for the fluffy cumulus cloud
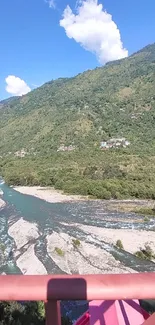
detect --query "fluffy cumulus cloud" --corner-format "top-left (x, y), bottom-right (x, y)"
top-left (60, 0), bottom-right (128, 64)
top-left (5, 75), bottom-right (31, 96)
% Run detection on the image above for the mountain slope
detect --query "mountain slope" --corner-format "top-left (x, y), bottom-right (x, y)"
top-left (0, 43), bottom-right (155, 199)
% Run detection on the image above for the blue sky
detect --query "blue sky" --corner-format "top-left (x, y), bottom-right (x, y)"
top-left (0, 0), bottom-right (155, 100)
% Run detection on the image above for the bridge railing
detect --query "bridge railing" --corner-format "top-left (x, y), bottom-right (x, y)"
top-left (0, 273), bottom-right (155, 325)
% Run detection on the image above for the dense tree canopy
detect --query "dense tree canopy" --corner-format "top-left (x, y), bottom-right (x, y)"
top-left (0, 301), bottom-right (72, 325)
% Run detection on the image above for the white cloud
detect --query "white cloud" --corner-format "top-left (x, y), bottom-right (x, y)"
top-left (5, 75), bottom-right (31, 96)
top-left (60, 0), bottom-right (128, 64)
top-left (45, 0), bottom-right (55, 8)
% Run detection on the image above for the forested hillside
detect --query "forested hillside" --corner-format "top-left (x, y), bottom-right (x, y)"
top-left (0, 43), bottom-right (155, 199)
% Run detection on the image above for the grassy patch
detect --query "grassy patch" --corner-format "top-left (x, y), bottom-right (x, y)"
top-left (55, 247), bottom-right (65, 257)
top-left (133, 207), bottom-right (155, 216)
top-left (144, 216), bottom-right (150, 222)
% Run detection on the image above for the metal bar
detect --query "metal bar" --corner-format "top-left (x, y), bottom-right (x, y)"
top-left (142, 313), bottom-right (155, 325)
top-left (75, 312), bottom-right (90, 325)
top-left (0, 273), bottom-right (155, 301)
top-left (45, 300), bottom-right (61, 325)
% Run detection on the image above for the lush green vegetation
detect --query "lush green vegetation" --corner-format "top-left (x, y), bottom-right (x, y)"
top-left (0, 301), bottom-right (71, 325)
top-left (133, 206), bottom-right (155, 216)
top-left (135, 244), bottom-right (155, 261)
top-left (1, 44), bottom-right (155, 199)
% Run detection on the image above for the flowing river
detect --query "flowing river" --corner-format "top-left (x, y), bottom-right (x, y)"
top-left (0, 180), bottom-right (155, 275)
top-left (1, 180), bottom-right (155, 320)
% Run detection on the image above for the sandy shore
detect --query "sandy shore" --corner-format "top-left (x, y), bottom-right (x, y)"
top-left (59, 221), bottom-right (155, 255)
top-left (76, 224), bottom-right (155, 254)
top-left (0, 198), bottom-right (5, 209)
top-left (14, 186), bottom-right (86, 203)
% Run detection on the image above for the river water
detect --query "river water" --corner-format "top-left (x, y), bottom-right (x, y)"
top-left (1, 181), bottom-right (155, 320)
top-left (0, 181), bottom-right (155, 275)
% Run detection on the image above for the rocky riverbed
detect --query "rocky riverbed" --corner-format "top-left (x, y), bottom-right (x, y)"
top-left (7, 217), bottom-right (155, 275)
top-left (0, 198), bottom-right (5, 209)
top-left (0, 182), bottom-right (155, 275)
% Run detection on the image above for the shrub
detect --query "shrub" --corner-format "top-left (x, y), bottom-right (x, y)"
top-left (0, 243), bottom-right (5, 253)
top-left (72, 239), bottom-right (81, 247)
top-left (144, 216), bottom-right (150, 222)
top-left (143, 244), bottom-right (154, 260)
top-left (116, 239), bottom-right (124, 249)
top-left (135, 244), bottom-right (155, 260)
top-left (113, 191), bottom-right (122, 199)
top-left (135, 250), bottom-right (146, 259)
top-left (87, 182), bottom-right (111, 199)
top-left (55, 247), bottom-right (65, 257)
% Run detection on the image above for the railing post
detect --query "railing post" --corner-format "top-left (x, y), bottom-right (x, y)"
top-left (45, 300), bottom-right (61, 325)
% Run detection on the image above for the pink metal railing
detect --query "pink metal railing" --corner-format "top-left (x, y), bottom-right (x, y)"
top-left (0, 273), bottom-right (155, 325)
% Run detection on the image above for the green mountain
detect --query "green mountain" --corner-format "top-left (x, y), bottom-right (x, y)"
top-left (1, 43), bottom-right (155, 199)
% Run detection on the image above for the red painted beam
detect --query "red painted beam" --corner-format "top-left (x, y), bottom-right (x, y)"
top-left (0, 273), bottom-right (155, 301)
top-left (142, 313), bottom-right (155, 325)
top-left (45, 300), bottom-right (61, 325)
top-left (75, 312), bottom-right (90, 325)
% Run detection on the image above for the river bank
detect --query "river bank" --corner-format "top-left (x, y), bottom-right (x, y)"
top-left (76, 224), bottom-right (155, 255)
top-left (13, 186), bottom-right (155, 209)
top-left (14, 186), bottom-right (87, 203)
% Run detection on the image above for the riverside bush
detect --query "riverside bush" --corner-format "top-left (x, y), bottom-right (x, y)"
top-left (116, 240), bottom-right (124, 249)
top-left (55, 247), bottom-right (65, 257)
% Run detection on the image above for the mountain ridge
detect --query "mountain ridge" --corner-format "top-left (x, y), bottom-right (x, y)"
top-left (0, 43), bottom-right (155, 199)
